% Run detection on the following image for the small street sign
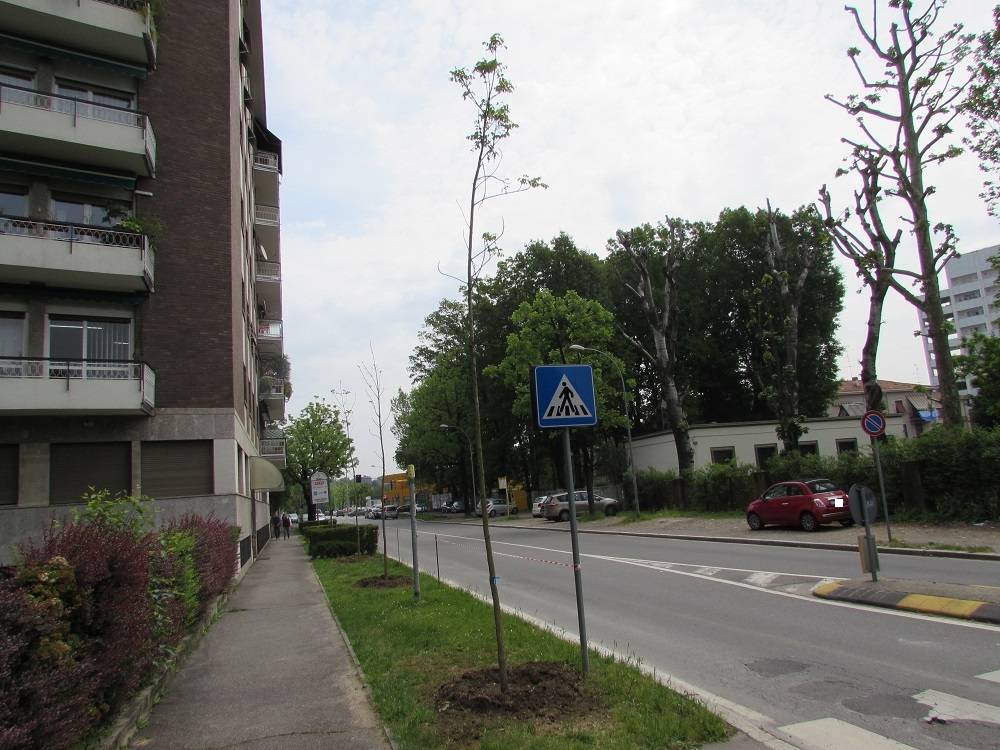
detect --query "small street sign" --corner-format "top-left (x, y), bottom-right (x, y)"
top-left (533, 365), bottom-right (598, 428)
top-left (861, 410), bottom-right (886, 437)
top-left (310, 471), bottom-right (329, 505)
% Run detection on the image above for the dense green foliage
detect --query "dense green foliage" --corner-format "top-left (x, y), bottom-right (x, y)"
top-left (283, 399), bottom-right (354, 518)
top-left (302, 524), bottom-right (378, 557)
top-left (630, 428), bottom-right (1000, 522)
top-left (956, 331), bottom-right (1000, 427)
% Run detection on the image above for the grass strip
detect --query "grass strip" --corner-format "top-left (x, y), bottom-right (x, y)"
top-left (314, 556), bottom-right (731, 749)
top-left (617, 509), bottom-right (745, 524)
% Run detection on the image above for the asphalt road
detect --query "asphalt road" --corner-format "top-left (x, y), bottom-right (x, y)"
top-left (371, 517), bottom-right (1000, 750)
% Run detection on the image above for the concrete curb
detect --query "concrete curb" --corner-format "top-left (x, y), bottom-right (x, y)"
top-left (96, 586), bottom-right (232, 750)
top-left (813, 580), bottom-right (1000, 624)
top-left (426, 519), bottom-right (1000, 561)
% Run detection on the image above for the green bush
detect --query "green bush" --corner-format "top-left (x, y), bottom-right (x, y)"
top-left (305, 525), bottom-right (378, 557)
top-left (634, 427), bottom-right (1000, 521)
top-left (299, 520), bottom-right (336, 534)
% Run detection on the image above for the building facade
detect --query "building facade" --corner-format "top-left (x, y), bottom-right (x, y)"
top-left (0, 0), bottom-right (287, 566)
top-left (918, 244), bottom-right (999, 415)
top-left (828, 378), bottom-right (939, 437)
top-left (631, 415), bottom-right (907, 475)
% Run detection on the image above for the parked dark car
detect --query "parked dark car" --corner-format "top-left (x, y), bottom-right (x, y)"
top-left (441, 500), bottom-right (464, 514)
top-left (746, 478), bottom-right (853, 532)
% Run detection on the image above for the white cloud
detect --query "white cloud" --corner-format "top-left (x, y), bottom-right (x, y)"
top-left (261, 1), bottom-right (998, 472)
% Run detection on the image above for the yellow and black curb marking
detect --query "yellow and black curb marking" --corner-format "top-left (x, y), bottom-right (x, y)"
top-left (813, 581), bottom-right (1000, 624)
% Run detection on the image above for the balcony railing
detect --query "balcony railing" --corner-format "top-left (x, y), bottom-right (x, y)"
top-left (92, 0), bottom-right (150, 9)
top-left (254, 205), bottom-right (279, 226)
top-left (260, 438), bottom-right (286, 458)
top-left (256, 260), bottom-right (280, 282)
top-left (257, 320), bottom-right (282, 339)
top-left (0, 83), bottom-right (156, 172)
top-left (0, 215), bottom-right (148, 250)
top-left (0, 357), bottom-right (155, 410)
top-left (254, 151), bottom-right (279, 171)
top-left (260, 377), bottom-right (284, 398)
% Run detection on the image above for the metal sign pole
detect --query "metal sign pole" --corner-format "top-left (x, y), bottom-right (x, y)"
top-left (563, 427), bottom-right (589, 677)
top-left (408, 465), bottom-right (420, 599)
top-left (870, 437), bottom-right (892, 542)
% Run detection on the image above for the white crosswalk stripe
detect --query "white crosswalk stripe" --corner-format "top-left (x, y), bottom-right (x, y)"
top-left (976, 668), bottom-right (1000, 684)
top-left (778, 718), bottom-right (918, 749)
top-left (913, 689), bottom-right (1000, 724)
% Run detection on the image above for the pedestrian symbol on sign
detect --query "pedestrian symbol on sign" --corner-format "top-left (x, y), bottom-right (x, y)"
top-left (544, 375), bottom-right (592, 419)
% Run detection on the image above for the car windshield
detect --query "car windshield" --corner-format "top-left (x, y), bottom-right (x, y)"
top-left (807, 479), bottom-right (837, 493)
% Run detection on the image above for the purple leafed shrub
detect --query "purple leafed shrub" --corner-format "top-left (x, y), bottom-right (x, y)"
top-left (165, 515), bottom-right (238, 611)
top-left (0, 561), bottom-right (99, 750)
top-left (19, 522), bottom-right (155, 726)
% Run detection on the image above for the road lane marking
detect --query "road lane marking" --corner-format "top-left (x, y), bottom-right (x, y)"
top-left (977, 669), bottom-right (1000, 684)
top-left (913, 689), bottom-right (1000, 724)
top-left (695, 566), bottom-right (721, 576)
top-left (746, 572), bottom-right (779, 587)
top-left (778, 718), bottom-right (917, 749)
top-left (410, 531), bottom-right (999, 630)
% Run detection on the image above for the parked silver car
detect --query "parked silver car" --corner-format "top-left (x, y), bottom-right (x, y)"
top-left (475, 499), bottom-right (518, 517)
top-left (542, 491), bottom-right (619, 521)
top-left (532, 495), bottom-right (548, 518)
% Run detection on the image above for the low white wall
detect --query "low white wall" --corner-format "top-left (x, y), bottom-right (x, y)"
top-left (632, 415), bottom-right (907, 474)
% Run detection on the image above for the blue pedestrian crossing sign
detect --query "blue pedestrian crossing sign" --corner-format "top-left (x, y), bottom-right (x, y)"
top-left (533, 365), bottom-right (598, 428)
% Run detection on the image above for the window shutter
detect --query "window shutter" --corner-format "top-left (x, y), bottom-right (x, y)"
top-left (141, 440), bottom-right (213, 498)
top-left (50, 442), bottom-right (131, 504)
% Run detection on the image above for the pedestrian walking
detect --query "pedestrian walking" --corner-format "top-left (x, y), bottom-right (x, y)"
top-left (281, 512), bottom-right (291, 539)
top-left (271, 512), bottom-right (281, 540)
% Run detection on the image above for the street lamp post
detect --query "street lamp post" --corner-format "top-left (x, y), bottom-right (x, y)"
top-left (440, 424), bottom-right (476, 515)
top-left (569, 344), bottom-right (640, 519)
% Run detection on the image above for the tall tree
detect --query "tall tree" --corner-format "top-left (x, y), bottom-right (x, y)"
top-left (450, 34), bottom-right (544, 693)
top-left (359, 345), bottom-right (390, 579)
top-left (956, 332), bottom-right (1000, 427)
top-left (283, 400), bottom-right (353, 520)
top-left (827, 0), bottom-right (973, 426)
top-left (755, 203), bottom-right (833, 451)
top-left (607, 220), bottom-right (696, 470)
top-left (489, 290), bottom-right (626, 513)
top-left (963, 5), bottom-right (1000, 216)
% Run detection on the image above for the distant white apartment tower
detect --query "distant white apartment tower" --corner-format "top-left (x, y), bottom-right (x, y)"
top-left (918, 244), bottom-right (999, 408)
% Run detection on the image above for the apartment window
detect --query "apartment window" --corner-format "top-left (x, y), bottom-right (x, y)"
top-left (54, 79), bottom-right (136, 124)
top-left (0, 444), bottom-right (17, 505)
top-left (754, 444), bottom-right (777, 468)
top-left (0, 185), bottom-right (28, 218)
top-left (894, 400), bottom-right (905, 414)
top-left (836, 439), bottom-right (858, 454)
top-left (0, 313), bottom-right (25, 358)
top-left (710, 447), bottom-right (735, 464)
top-left (50, 195), bottom-right (129, 227)
top-left (951, 272), bottom-right (979, 285)
top-left (955, 290), bottom-right (982, 303)
top-left (48, 316), bottom-right (131, 361)
top-left (0, 66), bottom-right (33, 87)
top-left (957, 307), bottom-right (984, 319)
top-left (50, 442), bottom-right (131, 504)
top-left (799, 442), bottom-right (819, 456)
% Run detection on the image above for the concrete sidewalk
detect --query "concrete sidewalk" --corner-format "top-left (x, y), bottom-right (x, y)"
top-left (131, 535), bottom-right (390, 749)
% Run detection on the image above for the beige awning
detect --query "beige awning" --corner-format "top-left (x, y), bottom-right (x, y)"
top-left (250, 457), bottom-right (285, 491)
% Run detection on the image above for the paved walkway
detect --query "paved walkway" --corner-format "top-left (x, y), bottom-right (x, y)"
top-left (131, 535), bottom-right (390, 750)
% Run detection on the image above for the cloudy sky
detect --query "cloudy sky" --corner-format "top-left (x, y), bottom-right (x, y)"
top-left (259, 1), bottom-right (997, 475)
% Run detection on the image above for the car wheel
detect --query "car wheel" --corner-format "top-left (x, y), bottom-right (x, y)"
top-left (747, 512), bottom-right (763, 531)
top-left (559, 509), bottom-right (570, 522)
top-left (839, 519), bottom-right (855, 527)
top-left (800, 512), bottom-right (818, 532)
top-left (489, 510), bottom-right (496, 518)
top-left (604, 505), bottom-right (617, 517)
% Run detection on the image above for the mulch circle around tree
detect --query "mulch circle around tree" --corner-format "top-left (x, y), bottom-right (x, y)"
top-left (435, 661), bottom-right (596, 742)
top-left (354, 574), bottom-right (411, 588)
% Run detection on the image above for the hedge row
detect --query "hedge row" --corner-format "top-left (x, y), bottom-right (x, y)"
top-left (628, 426), bottom-right (1000, 522)
top-left (302, 525), bottom-right (378, 558)
top-left (0, 494), bottom-right (238, 750)
top-left (299, 519), bottom-right (336, 533)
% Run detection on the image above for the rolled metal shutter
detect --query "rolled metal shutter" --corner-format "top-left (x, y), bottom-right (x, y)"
top-left (50, 442), bottom-right (131, 504)
top-left (141, 440), bottom-right (213, 498)
top-left (0, 445), bottom-right (18, 505)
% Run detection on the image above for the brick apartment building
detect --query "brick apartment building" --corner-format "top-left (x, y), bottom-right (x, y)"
top-left (0, 0), bottom-right (287, 566)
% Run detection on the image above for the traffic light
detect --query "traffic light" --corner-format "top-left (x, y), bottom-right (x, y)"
top-left (354, 474), bottom-right (362, 483)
